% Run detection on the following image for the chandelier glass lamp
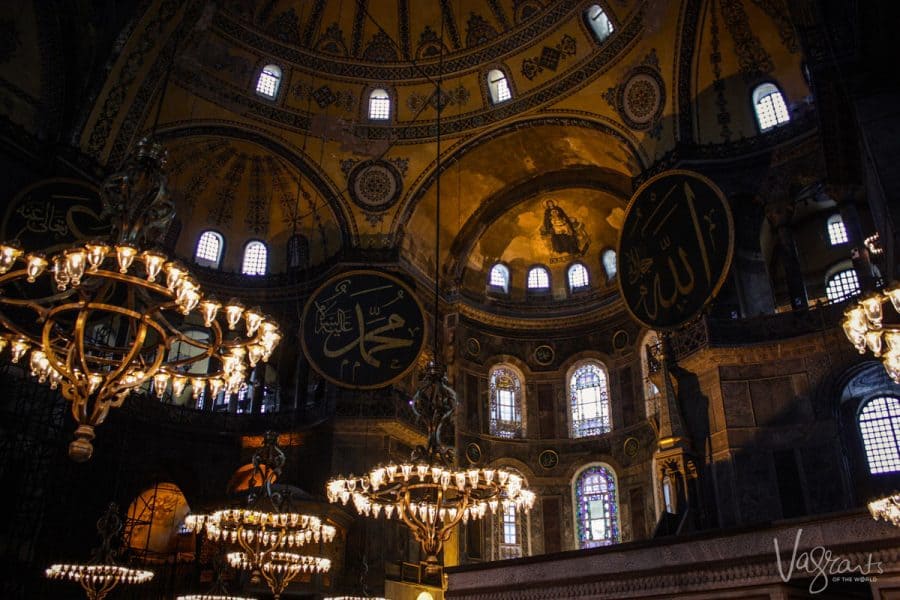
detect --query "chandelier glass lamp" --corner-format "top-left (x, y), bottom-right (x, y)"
top-left (0, 139), bottom-right (282, 461)
top-left (868, 493), bottom-right (900, 527)
top-left (45, 502), bottom-right (154, 600)
top-left (185, 432), bottom-right (335, 599)
top-left (842, 283), bottom-right (900, 382)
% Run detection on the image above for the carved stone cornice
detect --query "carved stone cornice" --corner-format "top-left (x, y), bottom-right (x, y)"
top-left (454, 296), bottom-right (627, 332)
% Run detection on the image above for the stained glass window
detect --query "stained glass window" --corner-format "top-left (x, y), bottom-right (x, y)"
top-left (195, 230), bottom-right (223, 268)
top-left (575, 465), bottom-right (618, 548)
top-left (489, 366), bottom-right (523, 438)
top-left (569, 362), bottom-right (610, 438)
top-left (859, 396), bottom-right (900, 474)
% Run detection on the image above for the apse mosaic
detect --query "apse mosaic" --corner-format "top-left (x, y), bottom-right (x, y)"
top-left (465, 191), bottom-right (624, 292)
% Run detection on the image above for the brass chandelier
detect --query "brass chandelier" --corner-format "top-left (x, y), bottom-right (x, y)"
top-left (0, 139), bottom-right (281, 461)
top-left (326, 362), bottom-right (536, 571)
top-left (868, 493), bottom-right (900, 527)
top-left (841, 283), bottom-right (900, 382)
top-left (325, 40), bottom-right (535, 571)
top-left (185, 432), bottom-right (335, 599)
top-left (45, 502), bottom-right (154, 600)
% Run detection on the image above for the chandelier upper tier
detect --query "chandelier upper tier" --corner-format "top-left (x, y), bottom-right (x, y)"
top-left (0, 139), bottom-right (282, 461)
top-left (842, 283), bottom-right (900, 383)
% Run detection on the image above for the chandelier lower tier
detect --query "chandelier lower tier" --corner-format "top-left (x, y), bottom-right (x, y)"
top-left (842, 283), bottom-right (900, 382)
top-left (0, 139), bottom-right (281, 461)
top-left (227, 551), bottom-right (330, 600)
top-left (326, 362), bottom-right (535, 571)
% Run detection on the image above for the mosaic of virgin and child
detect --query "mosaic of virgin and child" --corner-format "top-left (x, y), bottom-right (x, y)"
top-left (540, 200), bottom-right (589, 256)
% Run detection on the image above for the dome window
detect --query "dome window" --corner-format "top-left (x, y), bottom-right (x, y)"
top-left (601, 249), bottom-right (617, 280)
top-left (255, 64), bottom-right (282, 99)
top-left (194, 230), bottom-right (223, 269)
top-left (567, 262), bottom-right (590, 291)
top-left (752, 82), bottom-right (790, 131)
top-left (241, 241), bottom-right (268, 276)
top-left (527, 266), bottom-right (550, 291)
top-left (489, 263), bottom-right (510, 293)
top-left (368, 88), bottom-right (391, 120)
top-left (487, 69), bottom-right (512, 104)
top-left (585, 5), bottom-right (614, 43)
top-left (827, 214), bottom-right (849, 246)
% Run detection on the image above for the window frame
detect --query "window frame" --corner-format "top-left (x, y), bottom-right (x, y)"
top-left (858, 395), bottom-right (900, 475)
top-left (367, 87), bottom-right (392, 121)
top-left (825, 268), bottom-right (860, 303)
top-left (255, 63), bottom-right (283, 100)
top-left (488, 364), bottom-right (525, 439)
top-left (526, 264), bottom-right (551, 293)
top-left (194, 230), bottom-right (225, 269)
top-left (567, 262), bottom-right (591, 293)
top-left (826, 213), bottom-right (849, 246)
top-left (572, 463), bottom-right (620, 549)
top-left (601, 248), bottom-right (617, 281)
top-left (584, 4), bottom-right (615, 43)
top-left (486, 68), bottom-right (513, 105)
top-left (241, 240), bottom-right (269, 276)
top-left (488, 262), bottom-right (511, 294)
top-left (567, 359), bottom-right (612, 438)
top-left (286, 233), bottom-right (310, 270)
top-left (751, 81), bottom-right (790, 132)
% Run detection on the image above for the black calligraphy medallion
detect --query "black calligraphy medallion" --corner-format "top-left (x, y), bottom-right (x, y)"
top-left (1, 178), bottom-right (111, 253)
top-left (301, 270), bottom-right (426, 389)
top-left (617, 170), bottom-right (734, 330)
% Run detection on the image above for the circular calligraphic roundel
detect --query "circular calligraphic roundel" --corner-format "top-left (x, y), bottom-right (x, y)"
top-left (1, 178), bottom-right (111, 253)
top-left (617, 170), bottom-right (734, 330)
top-left (301, 270), bottom-right (426, 389)
top-left (347, 160), bottom-right (403, 211)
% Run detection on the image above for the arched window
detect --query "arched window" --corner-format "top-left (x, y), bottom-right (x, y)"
top-left (826, 269), bottom-right (860, 302)
top-left (640, 331), bottom-right (661, 420)
top-left (601, 249), bottom-right (617, 280)
top-left (859, 396), bottom-right (900, 474)
top-left (568, 361), bottom-right (611, 438)
top-left (287, 234), bottom-right (309, 270)
top-left (573, 464), bottom-right (619, 548)
top-left (492, 468), bottom-right (530, 559)
top-left (489, 365), bottom-right (524, 438)
top-left (489, 263), bottom-right (510, 293)
top-left (368, 88), bottom-right (390, 120)
top-left (256, 64), bottom-right (282, 99)
top-left (752, 82), bottom-right (790, 131)
top-left (195, 230), bottom-right (223, 269)
top-left (526, 266), bottom-right (550, 291)
top-left (487, 69), bottom-right (512, 104)
top-left (827, 214), bottom-right (849, 246)
top-left (567, 262), bottom-right (590, 291)
top-left (585, 5), bottom-right (614, 43)
top-left (241, 241), bottom-right (268, 276)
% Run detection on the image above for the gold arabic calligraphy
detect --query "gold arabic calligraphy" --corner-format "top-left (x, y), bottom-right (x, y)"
top-left (624, 181), bottom-right (722, 323)
top-left (311, 279), bottom-right (420, 383)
